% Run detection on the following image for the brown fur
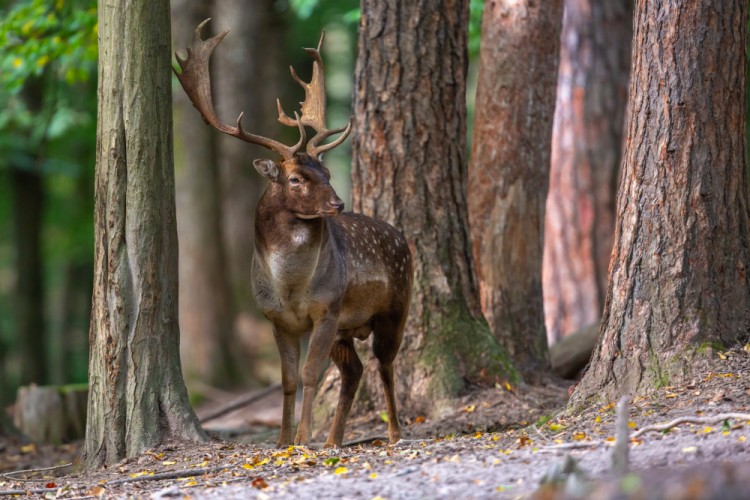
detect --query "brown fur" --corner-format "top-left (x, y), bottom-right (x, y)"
top-left (251, 154), bottom-right (413, 447)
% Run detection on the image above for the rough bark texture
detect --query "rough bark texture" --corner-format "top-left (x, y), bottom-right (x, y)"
top-left (12, 169), bottom-right (47, 385)
top-left (84, 0), bottom-right (207, 468)
top-left (572, 0), bottom-right (750, 405)
top-left (172, 0), bottom-right (238, 389)
top-left (214, 0), bottom-right (284, 313)
top-left (543, 0), bottom-right (632, 344)
top-left (330, 0), bottom-right (515, 418)
top-left (467, 0), bottom-right (562, 373)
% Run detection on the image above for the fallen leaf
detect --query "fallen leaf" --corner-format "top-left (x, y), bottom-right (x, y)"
top-left (85, 485), bottom-right (106, 496)
top-left (743, 343), bottom-right (750, 354)
top-left (334, 466), bottom-right (349, 475)
top-left (369, 473), bottom-right (378, 479)
top-left (628, 421), bottom-right (636, 429)
top-left (718, 352), bottom-right (727, 360)
top-left (682, 446), bottom-right (697, 453)
top-left (703, 426), bottom-right (713, 434)
top-left (242, 463), bottom-right (254, 470)
top-left (371, 439), bottom-right (384, 447)
top-left (252, 477), bottom-right (269, 489)
top-left (185, 480), bottom-right (198, 486)
top-left (324, 457), bottom-right (341, 467)
top-left (463, 405), bottom-right (476, 413)
top-left (548, 423), bottom-right (563, 432)
top-left (162, 461), bottom-right (176, 466)
top-left (20, 444), bottom-right (37, 454)
top-left (45, 482), bottom-right (56, 488)
top-left (595, 416), bottom-right (601, 424)
top-left (573, 432), bottom-right (587, 441)
top-left (414, 416), bottom-right (426, 424)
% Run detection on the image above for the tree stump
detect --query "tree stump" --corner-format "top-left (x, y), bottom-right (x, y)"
top-left (13, 384), bottom-right (88, 444)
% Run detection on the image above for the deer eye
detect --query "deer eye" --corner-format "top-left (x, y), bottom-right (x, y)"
top-left (288, 176), bottom-right (301, 186)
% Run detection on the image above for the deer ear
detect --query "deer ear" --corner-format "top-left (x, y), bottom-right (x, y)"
top-left (253, 159), bottom-right (280, 181)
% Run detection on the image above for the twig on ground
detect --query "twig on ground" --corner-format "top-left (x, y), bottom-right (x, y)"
top-left (343, 435), bottom-right (390, 447)
top-left (105, 464), bottom-right (241, 486)
top-left (539, 441), bottom-right (600, 452)
top-left (631, 413), bottom-right (750, 439)
top-left (199, 384), bottom-right (281, 424)
top-left (1, 462), bottom-right (73, 481)
top-left (611, 395), bottom-right (631, 476)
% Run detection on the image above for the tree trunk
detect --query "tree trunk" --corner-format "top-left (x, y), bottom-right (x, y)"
top-left (543, 0), bottom-right (632, 344)
top-left (83, 0), bottom-right (207, 468)
top-left (572, 0), bottom-right (750, 404)
top-left (214, 0), bottom-right (284, 314)
top-left (338, 0), bottom-right (516, 417)
top-left (467, 0), bottom-right (562, 374)
top-left (172, 0), bottom-right (239, 389)
top-left (12, 168), bottom-right (47, 386)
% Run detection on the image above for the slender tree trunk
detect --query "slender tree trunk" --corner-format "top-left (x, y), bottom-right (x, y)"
top-left (330, 0), bottom-right (516, 418)
top-left (214, 0), bottom-right (284, 314)
top-left (84, 0), bottom-right (207, 468)
top-left (572, 0), bottom-right (750, 404)
top-left (543, 0), bottom-right (632, 344)
top-left (12, 168), bottom-right (47, 385)
top-left (467, 0), bottom-right (562, 374)
top-left (172, 0), bottom-right (239, 389)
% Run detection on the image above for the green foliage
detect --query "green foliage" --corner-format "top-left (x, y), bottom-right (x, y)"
top-left (0, 0), bottom-right (97, 94)
top-left (469, 0), bottom-right (484, 58)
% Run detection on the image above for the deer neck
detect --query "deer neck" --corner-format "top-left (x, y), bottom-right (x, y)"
top-left (254, 191), bottom-right (329, 287)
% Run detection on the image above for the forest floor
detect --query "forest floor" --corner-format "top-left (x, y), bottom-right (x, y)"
top-left (3, 346), bottom-right (750, 499)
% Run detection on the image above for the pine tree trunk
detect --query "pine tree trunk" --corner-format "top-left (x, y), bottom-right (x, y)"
top-left (83, 0), bottom-right (207, 468)
top-left (467, 0), bottom-right (563, 373)
top-left (335, 0), bottom-right (516, 418)
top-left (214, 0), bottom-right (285, 314)
top-left (572, 0), bottom-right (750, 404)
top-left (172, 0), bottom-right (239, 389)
top-left (543, 0), bottom-right (632, 344)
top-left (12, 168), bottom-right (47, 385)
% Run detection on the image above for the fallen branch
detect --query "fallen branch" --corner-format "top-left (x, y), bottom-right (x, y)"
top-left (631, 413), bottom-right (750, 439)
top-left (611, 395), bottom-right (631, 476)
top-left (199, 384), bottom-right (281, 424)
top-left (539, 441), bottom-right (600, 452)
top-left (1, 462), bottom-right (73, 481)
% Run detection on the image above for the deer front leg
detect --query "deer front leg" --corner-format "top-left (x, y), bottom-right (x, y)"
top-left (295, 314), bottom-right (338, 445)
top-left (273, 327), bottom-right (300, 447)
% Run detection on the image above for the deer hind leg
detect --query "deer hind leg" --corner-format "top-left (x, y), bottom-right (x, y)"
top-left (324, 337), bottom-right (363, 448)
top-left (373, 314), bottom-right (406, 444)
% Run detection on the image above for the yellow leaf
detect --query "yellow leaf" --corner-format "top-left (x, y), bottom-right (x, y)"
top-left (548, 423), bottom-right (563, 432)
top-left (739, 436), bottom-right (746, 442)
top-left (723, 431), bottom-right (730, 436)
top-left (718, 352), bottom-right (727, 360)
top-left (573, 432), bottom-right (587, 441)
top-left (463, 405), bottom-right (476, 413)
top-left (20, 444), bottom-right (36, 453)
top-left (504, 382), bottom-right (512, 391)
top-left (704, 427), bottom-right (713, 434)
top-left (595, 416), bottom-right (601, 424)
top-left (185, 480), bottom-right (198, 486)
top-left (474, 432), bottom-right (483, 438)
top-left (258, 457), bottom-right (270, 466)
top-left (628, 421), bottom-right (636, 429)
top-left (334, 466), bottom-right (348, 475)
top-left (369, 473), bottom-right (378, 479)
top-left (605, 436), bottom-right (616, 442)
top-left (492, 435), bottom-right (500, 442)
top-left (162, 461), bottom-right (176, 466)
top-left (242, 463), bottom-right (254, 470)
top-left (744, 343), bottom-right (750, 354)
top-left (129, 471), bottom-right (151, 478)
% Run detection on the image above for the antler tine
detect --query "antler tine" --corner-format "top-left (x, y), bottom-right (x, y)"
top-left (174, 19), bottom-right (303, 160)
top-left (307, 117), bottom-right (353, 157)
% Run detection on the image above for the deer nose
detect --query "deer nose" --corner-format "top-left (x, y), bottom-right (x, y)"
top-left (328, 198), bottom-right (344, 213)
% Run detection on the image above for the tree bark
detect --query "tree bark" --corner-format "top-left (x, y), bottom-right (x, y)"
top-left (335, 0), bottom-right (516, 417)
top-left (12, 168), bottom-right (47, 386)
top-left (83, 0), bottom-right (207, 468)
top-left (543, 0), bottom-right (632, 344)
top-left (214, 0), bottom-right (285, 313)
top-left (467, 0), bottom-right (563, 373)
top-left (572, 0), bottom-right (750, 404)
top-left (172, 0), bottom-right (239, 389)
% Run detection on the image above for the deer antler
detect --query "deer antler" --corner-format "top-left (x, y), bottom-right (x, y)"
top-left (277, 32), bottom-right (352, 159)
top-left (174, 19), bottom-right (305, 161)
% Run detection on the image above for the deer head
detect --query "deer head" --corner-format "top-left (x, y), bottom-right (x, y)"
top-left (174, 19), bottom-right (351, 219)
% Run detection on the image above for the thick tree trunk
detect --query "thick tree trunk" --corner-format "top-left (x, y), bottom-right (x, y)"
top-left (543, 0), bottom-right (632, 344)
top-left (572, 0), bottom-right (750, 404)
top-left (12, 168), bottom-right (47, 386)
top-left (214, 0), bottom-right (284, 314)
top-left (172, 0), bottom-right (239, 389)
top-left (83, 0), bottom-right (207, 468)
top-left (467, 0), bottom-right (562, 373)
top-left (333, 0), bottom-right (516, 418)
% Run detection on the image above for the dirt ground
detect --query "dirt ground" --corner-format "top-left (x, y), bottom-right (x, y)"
top-left (3, 346), bottom-right (750, 499)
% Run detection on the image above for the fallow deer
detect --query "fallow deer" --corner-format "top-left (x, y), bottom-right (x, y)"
top-left (175, 20), bottom-right (412, 448)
